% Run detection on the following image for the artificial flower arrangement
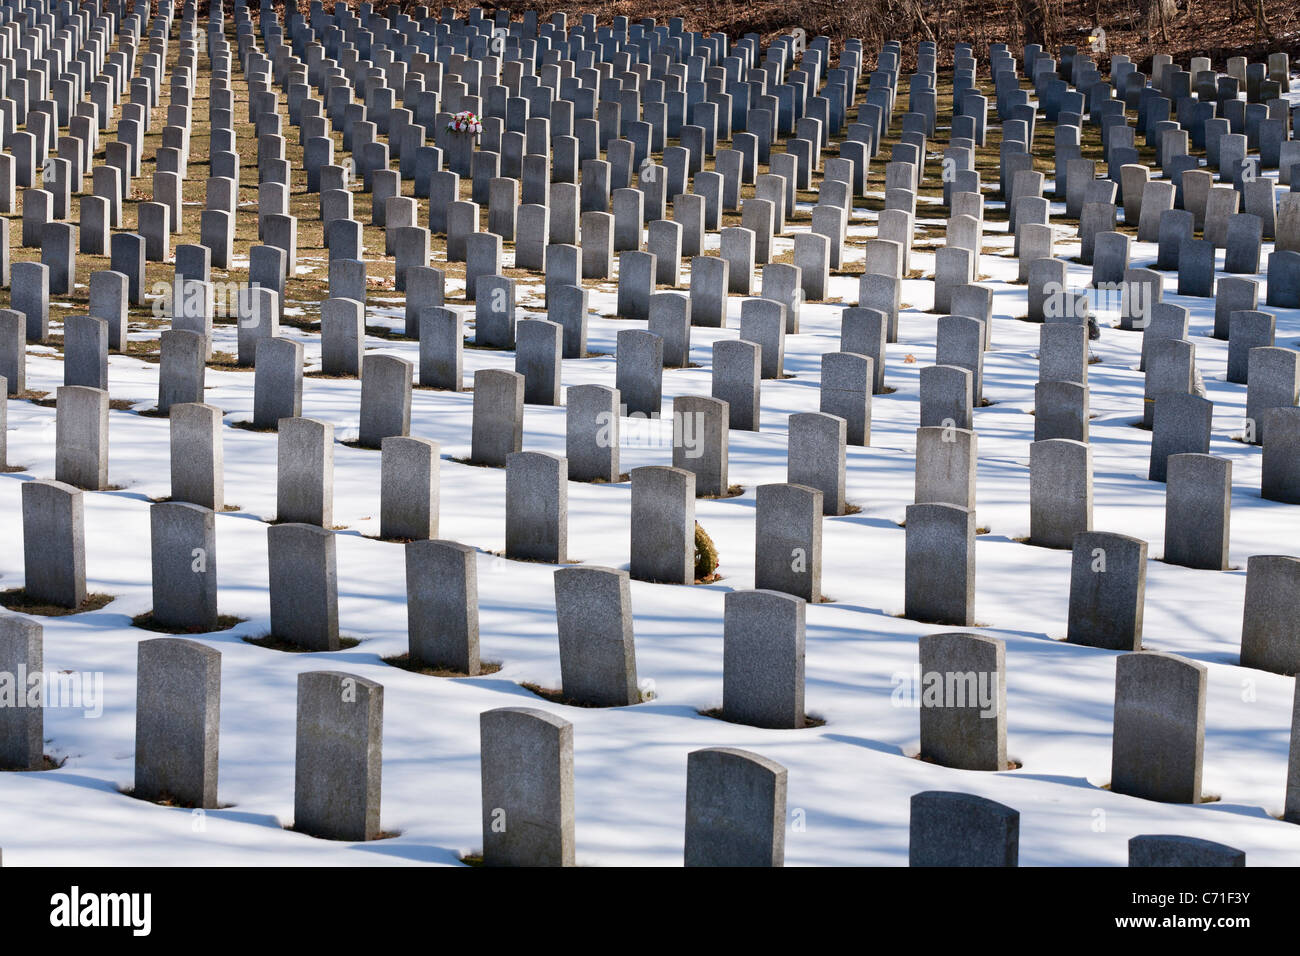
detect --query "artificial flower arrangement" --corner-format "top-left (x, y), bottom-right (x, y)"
top-left (446, 110), bottom-right (483, 134)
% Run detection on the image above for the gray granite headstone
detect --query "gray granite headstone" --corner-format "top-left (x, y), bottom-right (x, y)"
top-left (0, 615), bottom-right (43, 770)
top-left (359, 354), bottom-right (413, 448)
top-left (149, 501), bottom-right (218, 632)
top-left (712, 339), bottom-right (761, 431)
top-left (268, 523), bottom-right (339, 651)
top-left (21, 480), bottom-right (85, 609)
top-left (909, 791), bottom-right (1018, 867)
top-left (672, 395), bottom-right (729, 498)
top-left (380, 437), bottom-right (439, 541)
top-left (134, 637), bottom-right (221, 808)
top-left (479, 707), bottom-right (575, 866)
top-left (787, 411), bottom-right (847, 515)
top-left (1111, 651), bottom-right (1206, 803)
top-left (277, 417), bottom-right (333, 527)
top-left (754, 483), bottom-right (823, 603)
top-left (553, 566), bottom-right (639, 706)
top-left (905, 503), bottom-right (975, 626)
top-left (471, 369), bottom-right (525, 466)
top-left (918, 632), bottom-right (1007, 771)
top-left (54, 385), bottom-right (109, 491)
top-left (684, 748), bottom-right (787, 867)
top-left (1262, 407), bottom-right (1300, 503)
top-left (1163, 454), bottom-right (1231, 570)
top-left (630, 466), bottom-right (695, 584)
top-left (1029, 438), bottom-right (1092, 549)
top-left (505, 451), bottom-right (567, 563)
top-left (294, 670), bottom-right (383, 840)
top-left (1129, 835), bottom-right (1244, 867)
top-left (1239, 555), bottom-right (1300, 675)
top-left (405, 539), bottom-right (480, 675)
top-left (723, 589), bottom-right (806, 729)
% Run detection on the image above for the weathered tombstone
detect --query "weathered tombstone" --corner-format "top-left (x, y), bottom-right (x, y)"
top-left (12, 261), bottom-right (50, 342)
top-left (471, 369), bottom-right (525, 466)
top-left (0, 615), bottom-right (43, 770)
top-left (158, 329), bottom-right (206, 413)
top-left (380, 437), bottom-right (439, 541)
top-left (268, 524), bottom-right (340, 652)
top-left (553, 566), bottom-right (639, 706)
top-left (936, 315), bottom-right (985, 404)
top-left (754, 483), bottom-right (823, 603)
top-left (358, 355), bottom-right (413, 448)
top-left (712, 339), bottom-right (761, 431)
top-left (21, 480), bottom-right (85, 609)
top-left (294, 671), bottom-right (383, 840)
top-left (1163, 454), bottom-right (1231, 571)
top-left (1129, 835), bottom-right (1245, 867)
top-left (684, 748), bottom-right (787, 867)
top-left (905, 503), bottom-right (976, 626)
top-left (515, 319), bottom-right (563, 406)
top-left (917, 632), bottom-right (1007, 771)
top-left (252, 338), bottom-right (304, 430)
top-left (0, 312), bottom-right (26, 394)
top-left (1227, 310), bottom-right (1274, 384)
top-left (54, 385), bottom-right (109, 491)
top-left (919, 365), bottom-right (973, 430)
top-left (739, 298), bottom-right (787, 379)
top-left (1149, 394), bottom-right (1213, 482)
top-left (405, 540), bottom-right (480, 674)
top-left (787, 411), bottom-right (847, 516)
top-left (1066, 531), bottom-right (1147, 651)
top-left (915, 426), bottom-right (978, 510)
top-left (722, 589), bottom-right (805, 729)
top-left (416, 307), bottom-right (463, 391)
top-left (1110, 651), bottom-right (1206, 803)
top-left (505, 452), bottom-right (568, 563)
top-left (277, 418), bottom-right (334, 527)
top-left (649, 293), bottom-right (692, 368)
top-left (149, 502), bottom-right (219, 632)
top-left (616, 329), bottom-right (664, 417)
top-left (672, 395), bottom-right (729, 498)
top-left (820, 352), bottom-right (872, 446)
top-left (909, 791), bottom-right (1018, 867)
top-left (629, 466), bottom-right (695, 584)
top-left (1029, 439), bottom-right (1092, 549)
top-left (1239, 555), bottom-right (1300, 675)
top-left (133, 638), bottom-right (221, 807)
top-left (479, 707), bottom-right (575, 866)
top-left (1262, 407), bottom-right (1300, 503)
top-left (170, 403), bottom-right (223, 512)
top-left (566, 384), bottom-right (620, 484)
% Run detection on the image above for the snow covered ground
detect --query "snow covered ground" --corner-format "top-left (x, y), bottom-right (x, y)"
top-left (2, 78), bottom-right (1300, 868)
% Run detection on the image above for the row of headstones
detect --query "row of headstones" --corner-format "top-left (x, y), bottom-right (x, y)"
top-left (0, 244), bottom-right (1084, 415)
top-left (26, 316), bottom-right (1300, 620)
top-left (1024, 263), bottom-right (1300, 447)
top-left (226, 0), bottom-right (980, 319)
top-left (17, 402), bottom-right (1300, 685)
top-left (1016, 260), bottom-right (1300, 497)
top-left (7, 7), bottom-right (1289, 556)
top-left (987, 35), bottom-right (1300, 327)
top-left (0, 0), bottom-right (307, 316)
top-left (7, 0), bottom-right (213, 241)
top-left (0, 0), bottom-right (901, 370)
top-left (4, 616), bottom-right (1291, 863)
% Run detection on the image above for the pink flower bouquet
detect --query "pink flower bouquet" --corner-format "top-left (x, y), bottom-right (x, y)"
top-left (447, 110), bottom-right (483, 134)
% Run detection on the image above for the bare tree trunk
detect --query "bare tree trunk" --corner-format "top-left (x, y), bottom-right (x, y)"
top-left (1016, 0), bottom-right (1046, 49)
top-left (1255, 0), bottom-right (1273, 38)
top-left (1146, 0), bottom-right (1176, 41)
